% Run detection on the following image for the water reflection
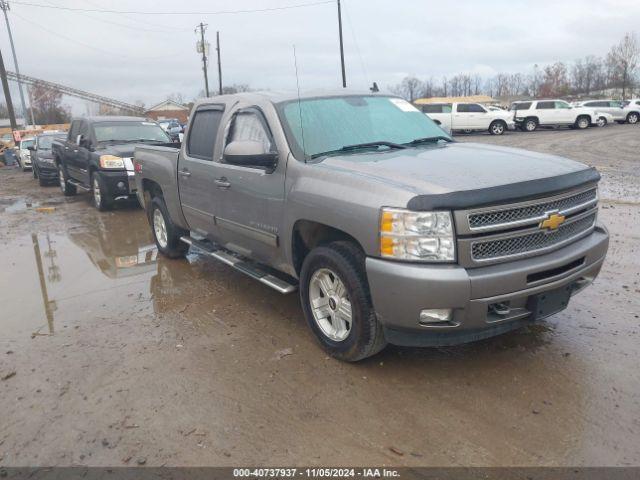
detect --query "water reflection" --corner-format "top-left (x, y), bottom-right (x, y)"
top-left (1, 213), bottom-right (158, 337)
top-left (66, 215), bottom-right (157, 279)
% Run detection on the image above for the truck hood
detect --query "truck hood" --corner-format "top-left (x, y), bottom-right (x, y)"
top-left (102, 144), bottom-right (136, 158)
top-left (317, 142), bottom-right (598, 209)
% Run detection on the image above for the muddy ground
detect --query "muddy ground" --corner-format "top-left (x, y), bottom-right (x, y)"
top-left (0, 125), bottom-right (638, 467)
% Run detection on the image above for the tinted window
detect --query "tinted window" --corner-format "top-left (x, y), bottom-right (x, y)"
top-left (511, 102), bottom-right (531, 111)
top-left (609, 101), bottom-right (622, 108)
top-left (469, 104), bottom-right (486, 113)
top-left (187, 106), bottom-right (224, 160)
top-left (536, 101), bottom-right (555, 109)
top-left (584, 101), bottom-right (601, 107)
top-left (68, 121), bottom-right (80, 142)
top-left (456, 104), bottom-right (471, 113)
top-left (422, 105), bottom-right (442, 113)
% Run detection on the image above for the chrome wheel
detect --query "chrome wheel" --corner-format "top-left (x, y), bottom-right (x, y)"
top-left (93, 177), bottom-right (102, 208)
top-left (597, 117), bottom-right (607, 127)
top-left (58, 167), bottom-right (66, 192)
top-left (578, 118), bottom-right (589, 129)
top-left (153, 208), bottom-right (168, 249)
top-left (309, 268), bottom-right (352, 342)
top-left (525, 120), bottom-right (537, 131)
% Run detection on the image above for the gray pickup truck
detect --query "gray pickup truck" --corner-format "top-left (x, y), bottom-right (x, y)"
top-left (134, 91), bottom-right (609, 361)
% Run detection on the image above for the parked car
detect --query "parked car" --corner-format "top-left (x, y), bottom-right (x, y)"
top-left (16, 137), bottom-right (35, 171)
top-left (573, 99), bottom-right (640, 125)
top-left (510, 100), bottom-right (598, 131)
top-left (134, 91), bottom-right (608, 362)
top-left (31, 131), bottom-right (67, 186)
top-left (420, 102), bottom-right (515, 135)
top-left (52, 116), bottom-right (172, 210)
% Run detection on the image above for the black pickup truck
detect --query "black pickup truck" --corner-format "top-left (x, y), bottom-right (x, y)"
top-left (52, 116), bottom-right (173, 210)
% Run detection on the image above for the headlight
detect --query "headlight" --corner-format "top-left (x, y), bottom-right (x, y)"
top-left (379, 208), bottom-right (455, 262)
top-left (99, 155), bottom-right (125, 169)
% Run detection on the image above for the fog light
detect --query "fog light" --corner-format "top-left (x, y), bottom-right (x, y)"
top-left (419, 309), bottom-right (452, 325)
top-left (117, 181), bottom-right (126, 190)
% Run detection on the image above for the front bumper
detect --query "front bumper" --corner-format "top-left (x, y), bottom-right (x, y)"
top-left (366, 225), bottom-right (609, 347)
top-left (35, 160), bottom-right (58, 179)
top-left (98, 170), bottom-right (137, 199)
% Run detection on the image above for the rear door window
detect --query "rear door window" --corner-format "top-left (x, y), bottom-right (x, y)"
top-left (186, 105), bottom-right (225, 160)
top-left (536, 101), bottom-right (555, 109)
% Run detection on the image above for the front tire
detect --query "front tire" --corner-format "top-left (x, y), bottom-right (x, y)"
top-left (575, 116), bottom-right (590, 129)
top-left (300, 241), bottom-right (386, 362)
top-left (627, 112), bottom-right (639, 124)
top-left (523, 118), bottom-right (538, 132)
top-left (149, 196), bottom-right (188, 258)
top-left (596, 116), bottom-right (607, 127)
top-left (58, 164), bottom-right (77, 196)
top-left (489, 120), bottom-right (506, 135)
top-left (91, 173), bottom-right (113, 211)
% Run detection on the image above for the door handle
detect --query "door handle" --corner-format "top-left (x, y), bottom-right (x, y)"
top-left (178, 170), bottom-right (191, 177)
top-left (214, 177), bottom-right (231, 189)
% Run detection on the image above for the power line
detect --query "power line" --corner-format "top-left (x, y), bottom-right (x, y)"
top-left (8, 0), bottom-right (334, 15)
top-left (10, 11), bottom-right (183, 60)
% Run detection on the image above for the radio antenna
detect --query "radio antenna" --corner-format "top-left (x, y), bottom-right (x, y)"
top-left (293, 44), bottom-right (307, 161)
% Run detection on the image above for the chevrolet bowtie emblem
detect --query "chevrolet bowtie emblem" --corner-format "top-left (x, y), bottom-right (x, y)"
top-left (540, 212), bottom-right (566, 231)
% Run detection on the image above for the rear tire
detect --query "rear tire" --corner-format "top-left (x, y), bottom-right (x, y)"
top-left (300, 241), bottom-right (386, 362)
top-left (149, 196), bottom-right (188, 258)
top-left (627, 112), bottom-right (639, 124)
top-left (58, 164), bottom-right (77, 196)
top-left (489, 120), bottom-right (506, 135)
top-left (596, 116), bottom-right (607, 127)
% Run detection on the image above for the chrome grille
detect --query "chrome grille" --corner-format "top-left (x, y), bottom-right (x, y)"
top-left (471, 213), bottom-right (596, 261)
top-left (468, 188), bottom-right (597, 230)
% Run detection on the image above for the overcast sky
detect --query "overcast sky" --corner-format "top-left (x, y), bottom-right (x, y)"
top-left (1, 0), bottom-right (639, 114)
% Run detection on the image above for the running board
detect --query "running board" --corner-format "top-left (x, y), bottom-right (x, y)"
top-left (180, 236), bottom-right (298, 294)
top-left (68, 179), bottom-right (90, 191)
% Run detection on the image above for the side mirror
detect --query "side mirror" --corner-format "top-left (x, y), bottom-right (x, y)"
top-left (223, 140), bottom-right (278, 171)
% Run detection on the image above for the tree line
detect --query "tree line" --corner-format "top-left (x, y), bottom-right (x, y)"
top-left (391, 32), bottom-right (639, 102)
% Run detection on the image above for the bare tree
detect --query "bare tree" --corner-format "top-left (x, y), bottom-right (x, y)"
top-left (389, 76), bottom-right (424, 101)
top-left (607, 32), bottom-right (639, 99)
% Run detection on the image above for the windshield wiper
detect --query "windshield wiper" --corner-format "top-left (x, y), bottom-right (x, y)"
top-left (405, 136), bottom-right (452, 146)
top-left (310, 141), bottom-right (407, 159)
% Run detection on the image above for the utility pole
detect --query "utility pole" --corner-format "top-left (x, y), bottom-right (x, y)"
top-left (337, 0), bottom-right (346, 88)
top-left (0, 1), bottom-right (30, 125)
top-left (216, 31), bottom-right (222, 95)
top-left (0, 45), bottom-right (17, 130)
top-left (196, 22), bottom-right (210, 97)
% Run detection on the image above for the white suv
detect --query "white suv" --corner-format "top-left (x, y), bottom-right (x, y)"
top-left (510, 99), bottom-right (597, 132)
top-left (575, 99), bottom-right (640, 125)
top-left (420, 102), bottom-right (515, 135)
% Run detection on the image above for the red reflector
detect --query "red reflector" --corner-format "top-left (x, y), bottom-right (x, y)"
top-left (134, 162), bottom-right (142, 173)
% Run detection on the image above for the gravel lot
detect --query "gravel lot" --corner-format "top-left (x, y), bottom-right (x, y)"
top-left (0, 125), bottom-right (638, 467)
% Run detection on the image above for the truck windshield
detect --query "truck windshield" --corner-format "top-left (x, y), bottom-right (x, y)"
top-left (94, 121), bottom-right (170, 144)
top-left (278, 95), bottom-right (451, 160)
top-left (20, 139), bottom-right (34, 149)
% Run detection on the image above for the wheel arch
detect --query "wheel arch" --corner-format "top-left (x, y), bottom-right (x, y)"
top-left (291, 220), bottom-right (365, 277)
